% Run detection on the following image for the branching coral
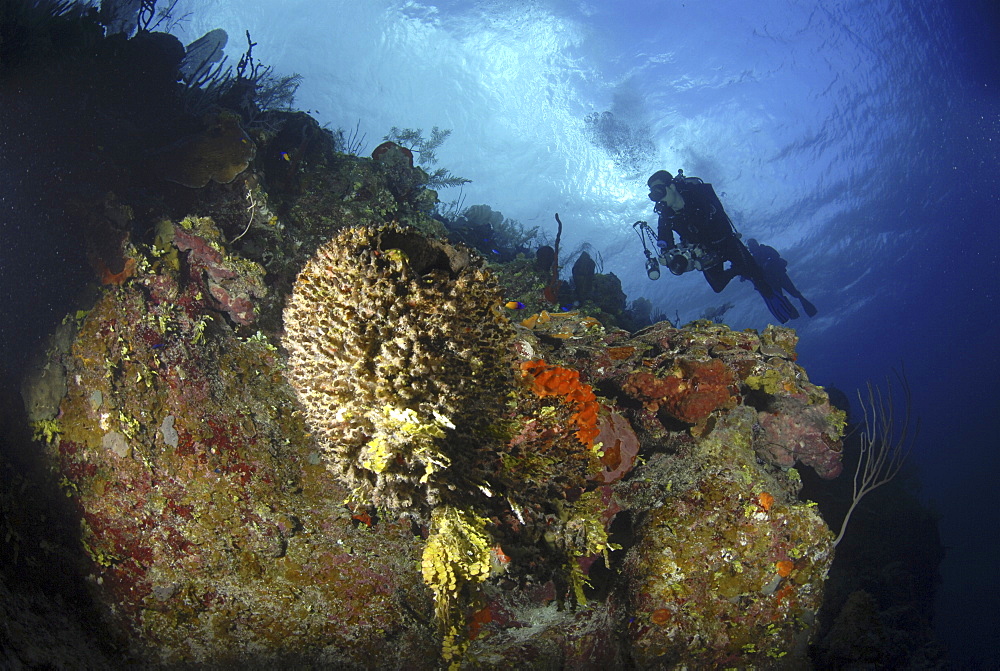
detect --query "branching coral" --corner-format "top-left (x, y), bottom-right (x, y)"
top-left (383, 126), bottom-right (470, 189)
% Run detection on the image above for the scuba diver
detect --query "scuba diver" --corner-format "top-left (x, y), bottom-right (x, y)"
top-left (746, 238), bottom-right (817, 317)
top-left (634, 169), bottom-right (799, 323)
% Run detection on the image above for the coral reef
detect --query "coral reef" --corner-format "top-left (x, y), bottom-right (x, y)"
top-left (590, 271), bottom-right (628, 317)
top-left (593, 409), bottom-right (641, 484)
top-left (619, 406), bottom-right (833, 668)
top-left (442, 203), bottom-right (539, 263)
top-left (11, 116), bottom-right (850, 667)
top-left (496, 359), bottom-right (609, 507)
top-left (383, 126), bottom-right (471, 189)
top-left (20, 318), bottom-right (75, 422)
top-left (521, 360), bottom-right (601, 447)
top-left (370, 139), bottom-right (440, 210)
top-left (421, 506), bottom-right (495, 663)
top-left (170, 216), bottom-right (266, 326)
top-left (561, 319), bottom-right (846, 480)
top-left (22, 211), bottom-right (849, 669)
top-left (571, 250), bottom-right (597, 301)
top-left (29, 223), bottom-right (439, 666)
top-left (755, 397), bottom-right (845, 479)
top-left (622, 357), bottom-right (738, 425)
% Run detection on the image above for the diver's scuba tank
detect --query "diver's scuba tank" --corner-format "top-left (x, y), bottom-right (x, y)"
top-left (672, 168), bottom-right (706, 186)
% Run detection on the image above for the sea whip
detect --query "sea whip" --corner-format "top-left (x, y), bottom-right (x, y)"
top-left (544, 213), bottom-right (563, 303)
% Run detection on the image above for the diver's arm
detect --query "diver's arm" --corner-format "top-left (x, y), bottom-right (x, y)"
top-left (654, 203), bottom-right (678, 249)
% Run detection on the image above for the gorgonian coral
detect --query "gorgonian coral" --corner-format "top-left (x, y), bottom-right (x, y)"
top-left (282, 224), bottom-right (515, 509)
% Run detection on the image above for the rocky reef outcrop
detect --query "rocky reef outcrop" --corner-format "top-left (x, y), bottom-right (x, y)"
top-left (19, 208), bottom-right (846, 667)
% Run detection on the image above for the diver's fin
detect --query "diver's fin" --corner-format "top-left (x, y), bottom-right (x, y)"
top-left (800, 298), bottom-right (818, 317)
top-left (761, 291), bottom-right (799, 324)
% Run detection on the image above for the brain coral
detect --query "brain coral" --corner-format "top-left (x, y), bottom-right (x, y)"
top-left (282, 224), bottom-right (515, 509)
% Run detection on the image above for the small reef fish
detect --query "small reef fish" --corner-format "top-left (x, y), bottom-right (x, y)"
top-left (505, 301), bottom-right (526, 309)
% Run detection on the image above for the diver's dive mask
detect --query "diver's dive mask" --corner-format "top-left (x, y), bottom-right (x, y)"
top-left (647, 170), bottom-right (674, 202)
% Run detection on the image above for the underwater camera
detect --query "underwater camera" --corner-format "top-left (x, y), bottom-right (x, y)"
top-left (665, 247), bottom-right (695, 275)
top-left (664, 243), bottom-right (716, 276)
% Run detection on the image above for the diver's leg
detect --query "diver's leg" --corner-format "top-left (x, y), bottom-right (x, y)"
top-left (704, 265), bottom-right (734, 293)
top-left (761, 288), bottom-right (799, 323)
top-left (780, 276), bottom-right (804, 299)
top-left (780, 276), bottom-right (817, 316)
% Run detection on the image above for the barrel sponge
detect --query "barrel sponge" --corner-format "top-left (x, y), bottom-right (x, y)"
top-left (282, 224), bottom-right (515, 509)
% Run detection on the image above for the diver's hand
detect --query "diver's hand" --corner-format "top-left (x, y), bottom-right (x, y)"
top-left (656, 240), bottom-right (670, 265)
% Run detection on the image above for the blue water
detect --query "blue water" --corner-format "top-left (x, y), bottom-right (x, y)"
top-left (175, 0), bottom-right (1000, 662)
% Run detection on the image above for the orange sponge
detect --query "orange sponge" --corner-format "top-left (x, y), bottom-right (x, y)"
top-left (521, 360), bottom-right (600, 447)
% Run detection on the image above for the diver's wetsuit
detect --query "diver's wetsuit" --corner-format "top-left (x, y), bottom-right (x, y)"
top-left (749, 242), bottom-right (799, 297)
top-left (655, 177), bottom-right (757, 293)
top-left (748, 239), bottom-right (818, 317)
